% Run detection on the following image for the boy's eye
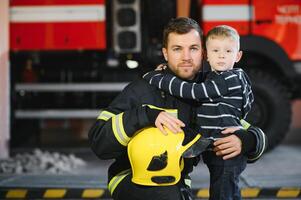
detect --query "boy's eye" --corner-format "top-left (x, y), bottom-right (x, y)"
top-left (213, 49), bottom-right (218, 52)
top-left (227, 50), bottom-right (232, 53)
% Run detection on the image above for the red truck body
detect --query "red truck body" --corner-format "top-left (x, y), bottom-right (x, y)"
top-left (9, 0), bottom-right (301, 150)
top-left (10, 0), bottom-right (106, 50)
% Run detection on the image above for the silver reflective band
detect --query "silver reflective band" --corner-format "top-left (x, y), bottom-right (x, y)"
top-left (112, 113), bottom-right (130, 146)
top-left (203, 5), bottom-right (252, 21)
top-left (98, 110), bottom-right (115, 121)
top-left (108, 169), bottom-right (131, 195)
top-left (293, 62), bottom-right (301, 74)
top-left (10, 5), bottom-right (105, 22)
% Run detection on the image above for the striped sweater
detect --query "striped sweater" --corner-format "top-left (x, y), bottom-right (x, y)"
top-left (143, 68), bottom-right (254, 138)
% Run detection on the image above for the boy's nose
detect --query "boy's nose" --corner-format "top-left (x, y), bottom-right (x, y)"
top-left (218, 52), bottom-right (225, 58)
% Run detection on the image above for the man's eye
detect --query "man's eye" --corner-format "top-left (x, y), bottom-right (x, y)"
top-left (173, 48), bottom-right (180, 52)
top-left (191, 47), bottom-right (199, 51)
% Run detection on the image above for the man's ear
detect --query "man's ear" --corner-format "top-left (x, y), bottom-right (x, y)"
top-left (235, 51), bottom-right (243, 63)
top-left (162, 48), bottom-right (168, 61)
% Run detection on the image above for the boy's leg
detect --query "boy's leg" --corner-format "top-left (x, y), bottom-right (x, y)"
top-left (207, 162), bottom-right (246, 200)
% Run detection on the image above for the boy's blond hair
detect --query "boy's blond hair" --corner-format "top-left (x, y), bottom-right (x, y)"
top-left (206, 25), bottom-right (240, 49)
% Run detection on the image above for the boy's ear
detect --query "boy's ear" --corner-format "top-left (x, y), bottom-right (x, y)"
top-left (162, 48), bottom-right (168, 61)
top-left (235, 51), bottom-right (243, 63)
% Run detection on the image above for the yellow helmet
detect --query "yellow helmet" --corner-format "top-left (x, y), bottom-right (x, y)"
top-left (127, 127), bottom-right (201, 186)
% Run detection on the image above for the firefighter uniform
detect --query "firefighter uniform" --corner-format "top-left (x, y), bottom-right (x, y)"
top-left (88, 70), bottom-right (266, 200)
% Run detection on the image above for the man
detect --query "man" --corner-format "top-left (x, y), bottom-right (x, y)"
top-left (88, 17), bottom-right (266, 200)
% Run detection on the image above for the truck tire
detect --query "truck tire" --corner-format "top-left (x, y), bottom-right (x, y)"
top-left (246, 70), bottom-right (292, 151)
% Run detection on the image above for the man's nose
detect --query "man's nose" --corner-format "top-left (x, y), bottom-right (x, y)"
top-left (182, 49), bottom-right (192, 60)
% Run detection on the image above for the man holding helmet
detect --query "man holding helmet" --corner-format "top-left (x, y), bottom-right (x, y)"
top-left (88, 17), bottom-right (266, 200)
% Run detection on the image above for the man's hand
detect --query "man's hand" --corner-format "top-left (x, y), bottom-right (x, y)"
top-left (213, 127), bottom-right (242, 160)
top-left (155, 111), bottom-right (185, 135)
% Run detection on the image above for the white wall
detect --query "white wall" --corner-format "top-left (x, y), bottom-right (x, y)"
top-left (0, 0), bottom-right (10, 158)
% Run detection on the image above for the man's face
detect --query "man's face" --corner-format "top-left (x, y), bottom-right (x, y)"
top-left (162, 30), bottom-right (203, 80)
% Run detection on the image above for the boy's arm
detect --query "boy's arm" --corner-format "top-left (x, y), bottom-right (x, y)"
top-left (143, 71), bottom-right (229, 101)
top-left (233, 68), bottom-right (254, 118)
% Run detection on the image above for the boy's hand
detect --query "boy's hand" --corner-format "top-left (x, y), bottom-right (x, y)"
top-left (155, 111), bottom-right (185, 135)
top-left (155, 63), bottom-right (167, 71)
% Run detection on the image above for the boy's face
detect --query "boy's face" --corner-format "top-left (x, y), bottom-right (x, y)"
top-left (162, 29), bottom-right (203, 80)
top-left (206, 37), bottom-right (242, 72)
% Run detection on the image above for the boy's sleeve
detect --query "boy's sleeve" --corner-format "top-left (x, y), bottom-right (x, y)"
top-left (234, 69), bottom-right (254, 119)
top-left (143, 70), bottom-right (229, 101)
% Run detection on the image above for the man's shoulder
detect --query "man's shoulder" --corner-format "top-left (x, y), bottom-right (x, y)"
top-left (123, 77), bottom-right (159, 94)
top-left (108, 77), bottom-right (160, 108)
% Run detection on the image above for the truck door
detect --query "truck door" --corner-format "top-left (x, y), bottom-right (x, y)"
top-left (252, 0), bottom-right (301, 60)
top-left (201, 0), bottom-right (251, 35)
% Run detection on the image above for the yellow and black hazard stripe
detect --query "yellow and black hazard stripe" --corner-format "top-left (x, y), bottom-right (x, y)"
top-left (0, 188), bottom-right (110, 199)
top-left (193, 187), bottom-right (301, 199)
top-left (0, 187), bottom-right (300, 199)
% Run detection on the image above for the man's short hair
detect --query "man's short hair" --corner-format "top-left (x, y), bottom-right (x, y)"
top-left (162, 17), bottom-right (203, 48)
top-left (206, 25), bottom-right (240, 49)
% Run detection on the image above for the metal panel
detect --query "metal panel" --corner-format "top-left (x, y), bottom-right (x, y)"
top-left (15, 83), bottom-right (129, 92)
top-left (15, 109), bottom-right (100, 119)
top-left (112, 0), bottom-right (141, 53)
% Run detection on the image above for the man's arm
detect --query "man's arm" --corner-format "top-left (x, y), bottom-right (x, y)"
top-left (213, 126), bottom-right (267, 163)
top-left (88, 81), bottom-right (154, 160)
top-left (143, 71), bottom-right (233, 101)
top-left (243, 126), bottom-right (267, 163)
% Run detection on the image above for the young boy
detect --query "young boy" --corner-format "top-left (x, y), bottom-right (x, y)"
top-left (143, 25), bottom-right (254, 200)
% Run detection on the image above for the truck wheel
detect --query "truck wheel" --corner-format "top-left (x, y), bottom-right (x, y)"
top-left (246, 70), bottom-right (291, 151)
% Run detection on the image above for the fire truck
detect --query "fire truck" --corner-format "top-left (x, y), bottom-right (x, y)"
top-left (10, 0), bottom-right (301, 150)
